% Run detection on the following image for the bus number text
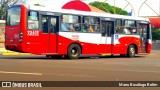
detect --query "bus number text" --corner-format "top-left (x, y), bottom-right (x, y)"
top-left (27, 31), bottom-right (39, 36)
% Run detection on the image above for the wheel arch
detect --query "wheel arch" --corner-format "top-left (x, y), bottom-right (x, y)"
top-left (68, 42), bottom-right (82, 54)
top-left (127, 43), bottom-right (138, 54)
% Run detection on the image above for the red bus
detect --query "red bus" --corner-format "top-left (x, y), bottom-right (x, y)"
top-left (5, 4), bottom-right (152, 59)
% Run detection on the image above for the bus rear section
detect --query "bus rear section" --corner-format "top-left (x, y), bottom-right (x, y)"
top-left (5, 5), bottom-right (27, 52)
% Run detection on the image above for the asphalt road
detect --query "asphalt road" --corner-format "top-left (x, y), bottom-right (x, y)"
top-left (0, 50), bottom-right (160, 90)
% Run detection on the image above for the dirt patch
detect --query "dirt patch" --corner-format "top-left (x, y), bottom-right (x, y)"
top-left (0, 43), bottom-right (4, 48)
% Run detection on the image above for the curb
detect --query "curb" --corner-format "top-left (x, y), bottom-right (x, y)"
top-left (2, 52), bottom-right (32, 56)
top-left (0, 48), bottom-right (32, 56)
top-left (101, 54), bottom-right (111, 56)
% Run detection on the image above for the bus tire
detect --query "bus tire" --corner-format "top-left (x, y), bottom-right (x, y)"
top-left (67, 44), bottom-right (81, 59)
top-left (127, 45), bottom-right (135, 58)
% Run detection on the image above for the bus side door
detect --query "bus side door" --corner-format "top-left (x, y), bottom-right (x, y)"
top-left (49, 16), bottom-right (59, 53)
top-left (139, 24), bottom-right (149, 53)
top-left (41, 15), bottom-right (58, 54)
top-left (101, 21), bottom-right (113, 53)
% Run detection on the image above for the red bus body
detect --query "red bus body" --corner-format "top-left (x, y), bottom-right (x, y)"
top-left (5, 5), bottom-right (152, 58)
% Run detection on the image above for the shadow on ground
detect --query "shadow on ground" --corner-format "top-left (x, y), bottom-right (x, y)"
top-left (0, 55), bottom-right (145, 60)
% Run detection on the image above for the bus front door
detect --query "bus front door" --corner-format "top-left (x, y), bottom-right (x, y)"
top-left (139, 24), bottom-right (148, 53)
top-left (42, 15), bottom-right (58, 54)
top-left (101, 21), bottom-right (113, 53)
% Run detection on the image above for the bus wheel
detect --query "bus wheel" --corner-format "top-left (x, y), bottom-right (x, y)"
top-left (67, 44), bottom-right (81, 59)
top-left (127, 45), bottom-right (135, 58)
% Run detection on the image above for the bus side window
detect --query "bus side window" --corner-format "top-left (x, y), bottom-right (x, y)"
top-left (82, 17), bottom-right (89, 32)
top-left (61, 22), bottom-right (69, 31)
top-left (123, 27), bottom-right (131, 34)
top-left (28, 11), bottom-right (39, 30)
top-left (42, 16), bottom-right (49, 33)
top-left (61, 15), bottom-right (81, 32)
top-left (101, 21), bottom-right (106, 36)
top-left (124, 20), bottom-right (137, 34)
top-left (50, 17), bottom-right (57, 33)
top-left (82, 16), bottom-right (100, 33)
top-left (69, 23), bottom-right (75, 31)
top-left (115, 19), bottom-right (123, 34)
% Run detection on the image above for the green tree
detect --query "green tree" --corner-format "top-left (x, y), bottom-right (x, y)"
top-left (152, 28), bottom-right (160, 40)
top-left (0, 0), bottom-right (26, 20)
top-left (89, 1), bottom-right (128, 15)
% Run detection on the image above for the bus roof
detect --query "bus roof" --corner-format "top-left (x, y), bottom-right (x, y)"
top-left (24, 4), bottom-right (149, 21)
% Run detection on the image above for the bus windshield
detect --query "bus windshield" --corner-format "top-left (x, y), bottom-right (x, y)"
top-left (6, 6), bottom-right (21, 26)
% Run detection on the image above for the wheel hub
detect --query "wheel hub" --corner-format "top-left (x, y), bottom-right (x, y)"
top-left (130, 47), bottom-right (135, 56)
top-left (71, 48), bottom-right (77, 55)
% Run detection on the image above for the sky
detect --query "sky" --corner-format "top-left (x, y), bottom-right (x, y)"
top-left (25, 0), bottom-right (160, 17)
